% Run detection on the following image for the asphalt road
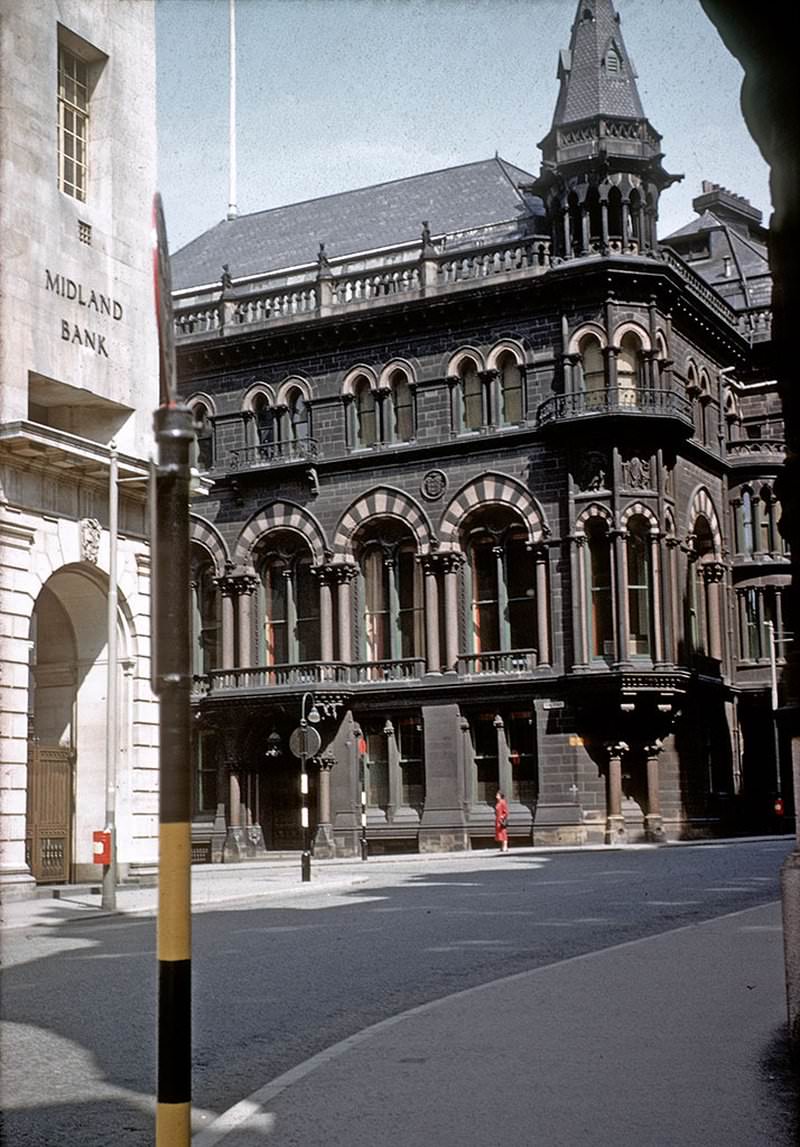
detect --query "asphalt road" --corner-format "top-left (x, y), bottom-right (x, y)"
top-left (0, 839), bottom-right (793, 1146)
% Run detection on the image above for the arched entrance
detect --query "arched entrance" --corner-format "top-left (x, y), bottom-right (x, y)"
top-left (27, 565), bottom-right (126, 883)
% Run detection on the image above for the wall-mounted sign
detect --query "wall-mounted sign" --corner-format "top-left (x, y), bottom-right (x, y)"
top-left (45, 268), bottom-right (125, 359)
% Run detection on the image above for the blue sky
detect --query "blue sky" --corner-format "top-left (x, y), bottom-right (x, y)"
top-left (156, 0), bottom-right (771, 254)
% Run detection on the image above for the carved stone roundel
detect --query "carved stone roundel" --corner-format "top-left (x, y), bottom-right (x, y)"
top-left (421, 469), bottom-right (447, 501)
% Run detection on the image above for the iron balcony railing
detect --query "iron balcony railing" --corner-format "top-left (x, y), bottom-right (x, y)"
top-left (229, 439), bottom-right (319, 470)
top-left (536, 386), bottom-right (693, 428)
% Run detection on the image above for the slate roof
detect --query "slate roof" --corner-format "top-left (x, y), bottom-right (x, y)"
top-left (662, 209), bottom-right (771, 312)
top-left (171, 157), bottom-right (539, 292)
top-left (550, 0), bottom-right (645, 128)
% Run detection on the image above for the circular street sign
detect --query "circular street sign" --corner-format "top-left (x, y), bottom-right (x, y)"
top-left (289, 725), bottom-right (322, 759)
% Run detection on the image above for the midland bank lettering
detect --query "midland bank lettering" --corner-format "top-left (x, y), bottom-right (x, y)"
top-left (45, 269), bottom-right (124, 359)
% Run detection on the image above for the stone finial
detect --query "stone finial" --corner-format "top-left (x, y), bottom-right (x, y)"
top-left (420, 220), bottom-right (435, 257)
top-left (317, 242), bottom-right (332, 277)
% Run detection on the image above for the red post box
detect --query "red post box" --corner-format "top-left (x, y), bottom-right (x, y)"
top-left (774, 797), bottom-right (785, 818)
top-left (92, 830), bottom-right (111, 865)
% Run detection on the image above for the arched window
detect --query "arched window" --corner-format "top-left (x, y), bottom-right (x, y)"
top-left (605, 45), bottom-right (621, 73)
top-left (358, 525), bottom-right (423, 668)
top-left (607, 186), bottom-right (623, 240)
top-left (286, 387), bottom-right (309, 444)
top-left (687, 516), bottom-right (714, 655)
top-left (252, 392), bottom-right (275, 448)
top-left (390, 369), bottom-right (414, 442)
top-left (497, 351), bottom-right (523, 424)
top-left (578, 333), bottom-right (605, 402)
top-left (466, 515), bottom-right (536, 658)
top-left (617, 332), bottom-right (642, 405)
top-left (354, 375), bottom-right (377, 447)
top-left (586, 518), bottom-right (613, 659)
top-left (626, 515), bottom-right (653, 656)
top-left (256, 534), bottom-right (320, 666)
top-left (192, 402), bottom-right (213, 471)
top-left (191, 546), bottom-right (220, 674)
top-left (759, 486), bottom-right (775, 553)
top-left (460, 357), bottom-right (484, 431)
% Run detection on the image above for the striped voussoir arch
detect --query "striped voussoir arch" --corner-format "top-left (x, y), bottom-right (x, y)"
top-left (620, 501), bottom-right (659, 532)
top-left (190, 515), bottom-right (230, 576)
top-left (687, 488), bottom-right (723, 554)
top-left (575, 502), bottom-right (612, 533)
top-left (235, 502), bottom-right (327, 567)
top-left (332, 487), bottom-right (433, 558)
top-left (439, 474), bottom-right (546, 548)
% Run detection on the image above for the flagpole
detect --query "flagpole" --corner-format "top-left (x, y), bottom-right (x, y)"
top-left (227, 0), bottom-right (238, 220)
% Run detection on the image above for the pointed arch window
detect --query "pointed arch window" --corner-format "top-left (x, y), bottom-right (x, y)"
top-left (286, 387), bottom-right (309, 444)
top-left (585, 518), bottom-right (613, 659)
top-left (578, 333), bottom-right (605, 403)
top-left (191, 402), bottom-right (214, 471)
top-left (251, 392), bottom-right (275, 449)
top-left (740, 489), bottom-right (755, 555)
top-left (605, 45), bottom-right (621, 73)
top-left (687, 517), bottom-right (715, 656)
top-left (626, 515), bottom-right (653, 656)
top-left (460, 357), bottom-right (484, 431)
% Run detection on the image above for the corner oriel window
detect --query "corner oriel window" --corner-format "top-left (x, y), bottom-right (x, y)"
top-left (58, 45), bottom-right (89, 201)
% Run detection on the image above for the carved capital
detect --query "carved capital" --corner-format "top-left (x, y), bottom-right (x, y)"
top-left (702, 561), bottom-right (726, 585)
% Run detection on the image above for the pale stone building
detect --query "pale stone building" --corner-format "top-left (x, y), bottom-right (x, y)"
top-left (0, 0), bottom-right (159, 894)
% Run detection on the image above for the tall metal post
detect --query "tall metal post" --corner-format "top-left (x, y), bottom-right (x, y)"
top-left (766, 619), bottom-right (782, 796)
top-left (152, 192), bottom-right (193, 1147)
top-left (102, 442), bottom-right (119, 912)
top-left (154, 403), bottom-right (194, 1145)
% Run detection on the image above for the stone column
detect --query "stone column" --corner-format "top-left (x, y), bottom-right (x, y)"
top-left (534, 545), bottom-right (550, 666)
top-left (644, 741), bottom-right (666, 842)
top-left (446, 375), bottom-right (460, 435)
top-left (494, 546), bottom-right (509, 653)
top-left (386, 722), bottom-right (402, 822)
top-left (313, 755), bottom-right (336, 858)
top-left (605, 741), bottom-right (628, 844)
top-left (604, 345), bottom-right (619, 402)
top-left (235, 574), bottom-right (258, 669)
top-left (314, 566), bottom-right (335, 667)
top-left (650, 532), bottom-right (665, 665)
top-left (704, 561), bottom-right (726, 662)
top-left (612, 529), bottom-right (631, 667)
top-left (335, 565), bottom-right (357, 666)
top-left (621, 199), bottom-right (632, 249)
top-left (421, 555), bottom-right (441, 674)
top-left (495, 715), bottom-right (513, 802)
top-left (214, 576), bottom-right (236, 670)
top-left (441, 553), bottom-right (464, 672)
top-left (580, 204), bottom-right (590, 255)
top-left (480, 368), bottom-right (499, 427)
top-left (571, 535), bottom-right (589, 668)
top-left (600, 197), bottom-right (609, 251)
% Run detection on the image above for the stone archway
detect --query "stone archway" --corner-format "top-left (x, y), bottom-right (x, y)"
top-left (28, 565), bottom-right (128, 883)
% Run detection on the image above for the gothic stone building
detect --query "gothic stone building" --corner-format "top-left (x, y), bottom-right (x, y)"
top-left (174, 0), bottom-right (789, 862)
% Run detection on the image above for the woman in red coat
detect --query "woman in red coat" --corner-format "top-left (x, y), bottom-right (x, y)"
top-left (495, 790), bottom-right (509, 853)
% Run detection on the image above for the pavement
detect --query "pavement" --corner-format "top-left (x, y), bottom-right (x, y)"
top-left (1, 839), bottom-right (797, 1146)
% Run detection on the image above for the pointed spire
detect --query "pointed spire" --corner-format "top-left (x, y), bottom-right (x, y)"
top-left (551, 0), bottom-right (644, 130)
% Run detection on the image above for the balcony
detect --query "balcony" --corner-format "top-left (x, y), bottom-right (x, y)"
top-left (726, 438), bottom-right (785, 467)
top-left (457, 649), bottom-right (538, 675)
top-left (350, 658), bottom-right (427, 683)
top-left (536, 386), bottom-right (692, 430)
top-left (207, 663), bottom-right (349, 692)
top-left (228, 438), bottom-right (319, 472)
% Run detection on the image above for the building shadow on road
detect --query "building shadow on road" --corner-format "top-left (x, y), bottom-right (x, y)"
top-left (761, 1027), bottom-right (799, 1146)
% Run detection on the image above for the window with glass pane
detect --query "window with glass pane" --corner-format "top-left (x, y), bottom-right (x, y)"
top-left (398, 717), bottom-right (424, 808)
top-left (58, 46), bottom-right (89, 200)
top-left (499, 354), bottom-right (522, 423)
top-left (759, 491), bottom-right (773, 552)
top-left (587, 520), bottom-right (613, 658)
top-left (741, 490), bottom-right (754, 554)
top-left (288, 390), bottom-right (309, 442)
top-left (627, 518), bottom-right (652, 656)
top-left (366, 729), bottom-right (389, 808)
top-left (195, 732), bottom-right (218, 814)
top-left (355, 378), bottom-right (377, 446)
top-left (461, 361), bottom-right (483, 430)
top-left (618, 333), bottom-right (641, 405)
top-left (687, 562), bottom-right (700, 654)
top-left (506, 533), bottom-right (535, 650)
top-left (396, 545), bottom-right (423, 658)
top-left (194, 403), bottom-right (213, 471)
top-left (264, 560), bottom-right (288, 663)
top-left (471, 535), bottom-right (499, 652)
top-left (295, 557), bottom-right (321, 661)
top-left (363, 547), bottom-right (390, 660)
top-left (507, 711), bottom-right (537, 805)
top-left (191, 550), bottom-right (220, 675)
top-left (392, 372), bottom-right (414, 441)
top-left (253, 394), bottom-right (274, 446)
top-left (744, 588), bottom-right (761, 659)
top-left (472, 714), bottom-right (499, 804)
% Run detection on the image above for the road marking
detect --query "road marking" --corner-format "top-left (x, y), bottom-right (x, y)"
top-left (191, 899), bottom-right (781, 1146)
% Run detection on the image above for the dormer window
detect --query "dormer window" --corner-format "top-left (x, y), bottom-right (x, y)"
top-left (605, 46), bottom-right (621, 74)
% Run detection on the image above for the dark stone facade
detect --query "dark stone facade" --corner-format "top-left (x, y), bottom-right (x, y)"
top-left (176, 0), bottom-right (791, 861)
